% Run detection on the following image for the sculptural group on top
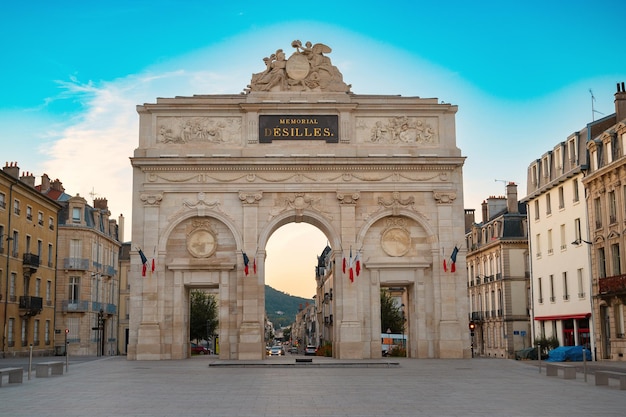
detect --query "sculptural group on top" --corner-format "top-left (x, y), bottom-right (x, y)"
top-left (247, 40), bottom-right (351, 93)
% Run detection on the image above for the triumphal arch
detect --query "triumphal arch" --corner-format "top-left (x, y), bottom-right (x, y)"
top-left (128, 40), bottom-right (469, 360)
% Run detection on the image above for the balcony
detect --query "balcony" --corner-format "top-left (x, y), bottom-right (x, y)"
top-left (63, 257), bottom-right (89, 270)
top-left (19, 296), bottom-right (43, 317)
top-left (62, 300), bottom-right (90, 312)
top-left (23, 253), bottom-right (40, 269)
top-left (599, 274), bottom-right (626, 296)
top-left (471, 311), bottom-right (484, 321)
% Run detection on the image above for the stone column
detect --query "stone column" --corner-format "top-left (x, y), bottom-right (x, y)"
top-left (135, 193), bottom-right (163, 360)
top-left (433, 190), bottom-right (467, 358)
top-left (237, 191), bottom-right (263, 360)
top-left (335, 191), bottom-right (362, 359)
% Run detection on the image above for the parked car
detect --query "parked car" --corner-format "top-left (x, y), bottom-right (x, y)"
top-left (191, 342), bottom-right (210, 355)
top-left (305, 345), bottom-right (317, 356)
top-left (270, 346), bottom-right (284, 356)
top-left (288, 346), bottom-right (298, 354)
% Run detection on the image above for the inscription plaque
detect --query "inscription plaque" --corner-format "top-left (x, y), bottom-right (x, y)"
top-left (259, 115), bottom-right (339, 143)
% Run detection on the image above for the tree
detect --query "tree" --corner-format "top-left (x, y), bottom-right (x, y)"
top-left (380, 289), bottom-right (405, 333)
top-left (190, 290), bottom-right (218, 342)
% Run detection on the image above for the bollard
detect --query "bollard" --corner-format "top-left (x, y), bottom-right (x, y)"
top-left (28, 344), bottom-right (33, 380)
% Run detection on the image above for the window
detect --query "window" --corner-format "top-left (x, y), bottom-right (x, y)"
top-left (0, 225), bottom-right (4, 253)
top-left (12, 230), bottom-right (18, 257)
top-left (44, 320), bottom-right (50, 345)
top-left (531, 163), bottom-right (539, 185)
top-left (13, 199), bottom-right (20, 215)
top-left (573, 179), bottom-right (580, 202)
top-left (37, 240), bottom-right (42, 258)
top-left (538, 277), bottom-right (543, 303)
top-left (590, 149), bottom-right (598, 170)
top-left (560, 224), bottom-right (566, 250)
top-left (577, 268), bottom-right (585, 298)
top-left (72, 207), bottom-right (81, 223)
top-left (25, 235), bottom-right (31, 254)
top-left (609, 191), bottom-right (617, 224)
top-left (48, 243), bottom-right (53, 267)
top-left (9, 272), bottom-right (16, 300)
top-left (534, 200), bottom-right (540, 220)
top-left (37, 211), bottom-right (43, 226)
top-left (549, 275), bottom-right (555, 302)
top-left (48, 217), bottom-right (54, 230)
top-left (594, 197), bottom-right (602, 229)
top-left (536, 234), bottom-right (541, 258)
top-left (21, 319), bottom-right (27, 346)
top-left (546, 194), bottom-right (552, 215)
top-left (606, 138), bottom-right (614, 164)
top-left (558, 186), bottom-right (565, 209)
top-left (616, 305), bottom-right (625, 338)
top-left (612, 243), bottom-right (621, 276)
top-left (35, 278), bottom-right (41, 297)
top-left (542, 155), bottom-right (551, 178)
top-left (7, 318), bottom-right (14, 346)
top-left (34, 320), bottom-right (40, 345)
top-left (547, 229), bottom-right (553, 255)
top-left (69, 276), bottom-right (80, 302)
top-left (574, 218), bottom-right (582, 242)
top-left (70, 239), bottom-right (81, 259)
top-left (555, 146), bottom-right (563, 173)
top-left (26, 206), bottom-right (32, 221)
top-left (562, 272), bottom-right (569, 300)
top-left (568, 137), bottom-right (577, 163)
top-left (46, 280), bottom-right (52, 304)
top-left (598, 247), bottom-right (606, 278)
top-left (0, 192), bottom-right (5, 209)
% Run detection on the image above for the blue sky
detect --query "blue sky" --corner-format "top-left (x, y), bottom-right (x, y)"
top-left (2, 1), bottom-right (625, 297)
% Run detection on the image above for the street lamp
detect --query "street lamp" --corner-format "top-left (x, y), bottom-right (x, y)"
top-left (401, 304), bottom-right (406, 356)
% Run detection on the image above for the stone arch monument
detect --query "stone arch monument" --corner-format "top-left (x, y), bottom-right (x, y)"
top-left (128, 40), bottom-right (468, 360)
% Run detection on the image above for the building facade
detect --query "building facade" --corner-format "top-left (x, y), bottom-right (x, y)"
top-left (583, 83), bottom-right (626, 361)
top-left (39, 179), bottom-right (123, 356)
top-left (524, 117), bottom-right (595, 354)
top-left (129, 40), bottom-right (468, 360)
top-left (1, 163), bottom-right (61, 357)
top-left (466, 183), bottom-right (530, 358)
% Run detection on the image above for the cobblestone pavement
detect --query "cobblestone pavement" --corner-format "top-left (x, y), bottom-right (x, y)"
top-left (1, 356), bottom-right (626, 416)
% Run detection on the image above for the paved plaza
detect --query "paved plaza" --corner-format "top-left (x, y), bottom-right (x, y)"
top-left (1, 356), bottom-right (626, 416)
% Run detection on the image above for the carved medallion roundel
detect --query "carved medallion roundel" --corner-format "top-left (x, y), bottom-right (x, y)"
top-left (286, 54), bottom-right (310, 80)
top-left (187, 229), bottom-right (217, 258)
top-left (381, 227), bottom-right (411, 257)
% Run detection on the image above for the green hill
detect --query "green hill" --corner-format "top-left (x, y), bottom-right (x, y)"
top-left (265, 285), bottom-right (313, 329)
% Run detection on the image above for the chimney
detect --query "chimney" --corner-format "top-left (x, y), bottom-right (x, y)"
top-left (40, 174), bottom-right (51, 192)
top-left (3, 161), bottom-right (19, 178)
top-left (93, 197), bottom-right (108, 210)
top-left (481, 200), bottom-right (488, 224)
top-left (51, 179), bottom-right (64, 192)
top-left (506, 182), bottom-right (518, 214)
top-left (118, 214), bottom-right (125, 243)
top-left (20, 171), bottom-right (36, 187)
top-left (616, 82), bottom-right (626, 123)
top-left (464, 209), bottom-right (475, 234)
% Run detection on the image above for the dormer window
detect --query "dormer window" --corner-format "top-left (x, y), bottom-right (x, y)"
top-left (72, 207), bottom-right (81, 223)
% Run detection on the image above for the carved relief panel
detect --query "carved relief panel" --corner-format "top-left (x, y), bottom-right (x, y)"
top-left (356, 116), bottom-right (439, 145)
top-left (156, 117), bottom-right (242, 145)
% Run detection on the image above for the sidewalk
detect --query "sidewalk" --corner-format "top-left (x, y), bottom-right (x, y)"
top-left (1, 356), bottom-right (625, 416)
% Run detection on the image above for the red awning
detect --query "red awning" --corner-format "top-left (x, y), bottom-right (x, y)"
top-left (534, 313), bottom-right (591, 321)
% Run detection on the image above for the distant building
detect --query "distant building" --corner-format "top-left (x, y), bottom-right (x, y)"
top-left (0, 163), bottom-right (61, 357)
top-left (582, 82), bottom-right (626, 361)
top-left (40, 178), bottom-right (123, 356)
top-left (523, 109), bottom-right (595, 355)
top-left (118, 242), bottom-right (131, 355)
top-left (466, 183), bottom-right (530, 358)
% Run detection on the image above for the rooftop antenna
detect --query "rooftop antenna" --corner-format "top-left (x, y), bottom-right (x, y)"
top-left (494, 179), bottom-right (510, 191)
top-left (589, 89), bottom-right (604, 121)
top-left (89, 187), bottom-right (99, 201)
